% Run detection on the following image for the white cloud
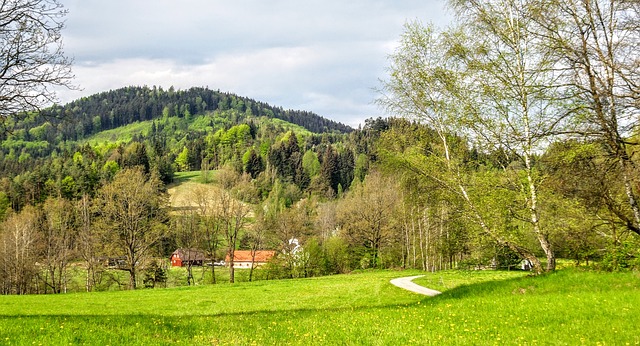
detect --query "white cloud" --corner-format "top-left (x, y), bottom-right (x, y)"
top-left (57, 0), bottom-right (452, 126)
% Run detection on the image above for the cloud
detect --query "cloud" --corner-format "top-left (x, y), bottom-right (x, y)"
top-left (57, 0), bottom-right (451, 126)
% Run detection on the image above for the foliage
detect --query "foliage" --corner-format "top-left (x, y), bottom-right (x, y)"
top-left (142, 260), bottom-right (168, 288)
top-left (337, 171), bottom-right (401, 269)
top-left (1, 0), bottom-right (640, 295)
top-left (96, 168), bottom-right (167, 289)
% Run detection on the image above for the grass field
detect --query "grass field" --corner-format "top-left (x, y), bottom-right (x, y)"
top-left (0, 268), bottom-right (638, 345)
top-left (83, 120), bottom-right (153, 145)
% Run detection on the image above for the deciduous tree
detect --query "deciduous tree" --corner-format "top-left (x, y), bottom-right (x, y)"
top-left (536, 0), bottom-right (640, 236)
top-left (0, 206), bottom-right (39, 294)
top-left (40, 197), bottom-right (75, 293)
top-left (0, 0), bottom-right (75, 131)
top-left (217, 188), bottom-right (250, 283)
top-left (97, 168), bottom-right (166, 289)
top-left (337, 171), bottom-right (400, 268)
top-left (377, 21), bottom-right (546, 273)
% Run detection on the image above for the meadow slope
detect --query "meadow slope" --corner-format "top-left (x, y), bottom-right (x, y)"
top-left (0, 269), bottom-right (638, 345)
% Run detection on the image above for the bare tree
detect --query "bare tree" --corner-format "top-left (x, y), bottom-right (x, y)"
top-left (337, 171), bottom-right (400, 269)
top-left (0, 0), bottom-right (75, 131)
top-left (76, 193), bottom-right (103, 292)
top-left (172, 208), bottom-right (201, 286)
top-left (218, 188), bottom-right (250, 283)
top-left (40, 197), bottom-right (76, 293)
top-left (190, 185), bottom-right (222, 284)
top-left (0, 206), bottom-right (39, 294)
top-left (97, 168), bottom-right (166, 289)
top-left (247, 211), bottom-right (270, 282)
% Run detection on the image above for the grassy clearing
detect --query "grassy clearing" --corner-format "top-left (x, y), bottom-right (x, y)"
top-left (82, 121), bottom-right (153, 145)
top-left (0, 269), bottom-right (638, 345)
top-left (167, 170), bottom-right (219, 211)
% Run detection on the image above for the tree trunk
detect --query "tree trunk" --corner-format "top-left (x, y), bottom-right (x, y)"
top-left (186, 263), bottom-right (193, 286)
top-left (210, 261), bottom-right (217, 284)
top-left (228, 249), bottom-right (235, 283)
top-left (249, 248), bottom-right (257, 282)
top-left (129, 268), bottom-right (136, 290)
top-left (525, 154), bottom-right (555, 272)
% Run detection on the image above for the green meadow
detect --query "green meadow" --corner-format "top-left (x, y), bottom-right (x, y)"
top-left (0, 269), bottom-right (638, 345)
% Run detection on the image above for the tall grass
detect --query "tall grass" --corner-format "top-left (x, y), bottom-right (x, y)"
top-left (0, 269), bottom-right (638, 345)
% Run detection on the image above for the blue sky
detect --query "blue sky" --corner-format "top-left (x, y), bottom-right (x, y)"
top-left (57, 0), bottom-right (451, 127)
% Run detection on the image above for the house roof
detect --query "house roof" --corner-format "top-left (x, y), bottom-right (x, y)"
top-left (171, 248), bottom-right (206, 261)
top-left (227, 250), bottom-right (276, 263)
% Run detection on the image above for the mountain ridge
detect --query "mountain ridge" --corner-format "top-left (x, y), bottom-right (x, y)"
top-left (26, 85), bottom-right (352, 143)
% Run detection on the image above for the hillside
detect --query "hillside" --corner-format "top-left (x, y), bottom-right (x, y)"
top-left (9, 86), bottom-right (352, 144)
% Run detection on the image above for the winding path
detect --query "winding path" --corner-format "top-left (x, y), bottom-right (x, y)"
top-left (390, 275), bottom-right (442, 296)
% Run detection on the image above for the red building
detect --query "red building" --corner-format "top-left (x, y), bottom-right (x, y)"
top-left (170, 248), bottom-right (206, 267)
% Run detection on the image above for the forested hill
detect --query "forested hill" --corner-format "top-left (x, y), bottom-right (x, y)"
top-left (35, 86), bottom-right (352, 141)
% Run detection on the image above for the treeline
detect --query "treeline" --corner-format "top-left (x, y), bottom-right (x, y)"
top-left (1, 113), bottom-right (639, 294)
top-left (0, 90), bottom-right (373, 293)
top-left (2, 86), bottom-right (351, 145)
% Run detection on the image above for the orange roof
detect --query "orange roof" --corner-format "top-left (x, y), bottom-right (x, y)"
top-left (226, 250), bottom-right (276, 262)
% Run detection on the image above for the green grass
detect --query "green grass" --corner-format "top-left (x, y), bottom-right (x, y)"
top-left (0, 269), bottom-right (638, 345)
top-left (257, 116), bottom-right (313, 137)
top-left (80, 113), bottom-right (314, 148)
top-left (172, 170), bottom-right (215, 185)
top-left (82, 120), bottom-right (153, 145)
top-left (412, 269), bottom-right (528, 291)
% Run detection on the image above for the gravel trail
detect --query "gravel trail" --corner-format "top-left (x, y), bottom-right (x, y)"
top-left (390, 275), bottom-right (442, 296)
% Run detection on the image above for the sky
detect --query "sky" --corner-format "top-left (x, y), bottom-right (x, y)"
top-left (56, 0), bottom-right (452, 128)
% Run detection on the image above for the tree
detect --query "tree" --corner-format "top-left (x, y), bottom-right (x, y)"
top-left (245, 214), bottom-right (269, 282)
top-left (40, 197), bottom-right (76, 293)
top-left (377, 21), bottom-right (546, 273)
top-left (122, 141), bottom-right (150, 173)
top-left (175, 147), bottom-right (190, 172)
top-left (243, 148), bottom-right (264, 179)
top-left (446, 0), bottom-right (565, 271)
top-left (302, 150), bottom-right (321, 178)
top-left (76, 193), bottom-right (103, 292)
top-left (172, 208), bottom-right (201, 286)
top-left (217, 188), bottom-right (250, 283)
top-left (0, 0), bottom-right (75, 131)
top-left (337, 171), bottom-right (400, 269)
top-left (320, 145), bottom-right (339, 194)
top-left (97, 168), bottom-right (166, 289)
top-left (536, 0), bottom-right (640, 236)
top-left (0, 206), bottom-right (39, 294)
top-left (190, 185), bottom-right (222, 284)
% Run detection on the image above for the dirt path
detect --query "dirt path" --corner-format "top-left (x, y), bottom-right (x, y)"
top-left (390, 275), bottom-right (442, 296)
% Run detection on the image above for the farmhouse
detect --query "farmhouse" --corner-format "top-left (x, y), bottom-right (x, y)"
top-left (226, 250), bottom-right (276, 269)
top-left (170, 248), bottom-right (206, 267)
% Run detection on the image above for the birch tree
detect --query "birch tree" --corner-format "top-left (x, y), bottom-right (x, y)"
top-left (378, 21), bottom-right (549, 273)
top-left (536, 0), bottom-right (640, 236)
top-left (0, 206), bottom-right (39, 294)
top-left (447, 0), bottom-right (568, 271)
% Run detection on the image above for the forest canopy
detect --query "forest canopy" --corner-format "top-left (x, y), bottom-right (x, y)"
top-left (1, 0), bottom-right (639, 294)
